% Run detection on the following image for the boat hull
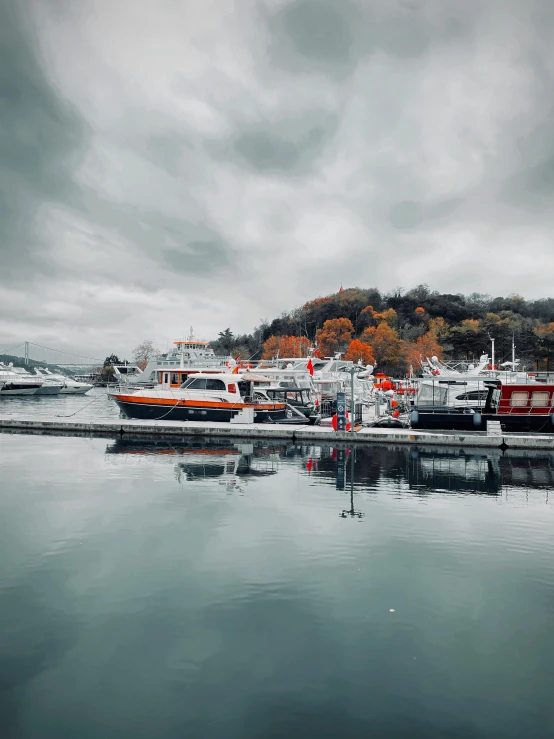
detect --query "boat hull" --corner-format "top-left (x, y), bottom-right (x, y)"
top-left (35, 385), bottom-right (63, 395)
top-left (0, 384), bottom-right (41, 396)
top-left (114, 398), bottom-right (288, 423)
top-left (411, 409), bottom-right (554, 434)
top-left (60, 385), bottom-right (93, 394)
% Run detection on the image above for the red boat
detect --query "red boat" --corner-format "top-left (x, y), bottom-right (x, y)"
top-left (411, 380), bottom-right (554, 433)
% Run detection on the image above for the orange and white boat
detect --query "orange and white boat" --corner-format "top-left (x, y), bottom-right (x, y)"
top-left (110, 372), bottom-right (289, 423)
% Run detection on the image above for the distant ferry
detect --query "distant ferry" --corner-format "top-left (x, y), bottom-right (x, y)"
top-left (113, 334), bottom-right (234, 389)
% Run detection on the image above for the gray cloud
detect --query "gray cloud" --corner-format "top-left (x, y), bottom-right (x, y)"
top-left (1, 0), bottom-right (554, 356)
top-left (208, 110), bottom-right (339, 175)
top-left (0, 3), bottom-right (90, 280)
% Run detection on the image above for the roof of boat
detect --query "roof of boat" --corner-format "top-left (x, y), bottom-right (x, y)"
top-left (240, 373), bottom-right (286, 382)
top-left (183, 372), bottom-right (256, 380)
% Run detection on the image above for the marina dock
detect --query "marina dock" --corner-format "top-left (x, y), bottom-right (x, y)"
top-left (2, 414), bottom-right (554, 450)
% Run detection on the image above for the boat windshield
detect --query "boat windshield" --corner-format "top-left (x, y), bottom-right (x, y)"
top-left (418, 383), bottom-right (449, 406)
top-left (180, 377), bottom-right (227, 391)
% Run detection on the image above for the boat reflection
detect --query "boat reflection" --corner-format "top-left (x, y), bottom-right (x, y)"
top-left (104, 438), bottom-right (280, 487)
top-left (307, 444), bottom-right (553, 499)
top-left (104, 437), bottom-right (553, 504)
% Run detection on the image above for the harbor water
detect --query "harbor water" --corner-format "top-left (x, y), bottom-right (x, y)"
top-left (0, 386), bottom-right (119, 421)
top-left (1, 430), bottom-right (554, 738)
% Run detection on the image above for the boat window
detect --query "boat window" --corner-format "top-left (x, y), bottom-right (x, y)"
top-left (531, 391), bottom-right (550, 407)
top-left (171, 373), bottom-right (179, 384)
top-left (181, 377), bottom-right (207, 390)
top-left (491, 388), bottom-right (501, 411)
top-left (205, 379), bottom-right (226, 391)
top-left (454, 391), bottom-right (488, 402)
top-left (510, 391), bottom-right (529, 407)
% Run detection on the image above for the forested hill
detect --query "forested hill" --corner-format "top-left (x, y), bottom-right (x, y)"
top-left (210, 286), bottom-right (554, 374)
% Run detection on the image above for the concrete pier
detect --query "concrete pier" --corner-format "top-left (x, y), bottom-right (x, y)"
top-left (2, 414), bottom-right (554, 450)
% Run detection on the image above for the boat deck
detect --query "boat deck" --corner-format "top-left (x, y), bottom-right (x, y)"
top-left (1, 414), bottom-right (554, 449)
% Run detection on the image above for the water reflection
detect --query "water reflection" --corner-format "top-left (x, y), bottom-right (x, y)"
top-left (105, 437), bottom-right (553, 504)
top-left (2, 432), bottom-right (554, 738)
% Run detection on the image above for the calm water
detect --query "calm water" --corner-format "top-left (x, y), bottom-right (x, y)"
top-left (0, 386), bottom-right (119, 420)
top-left (1, 432), bottom-right (553, 738)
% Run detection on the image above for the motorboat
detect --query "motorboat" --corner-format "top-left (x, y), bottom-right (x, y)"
top-left (254, 385), bottom-right (318, 423)
top-left (112, 364), bottom-right (144, 385)
top-left (36, 369), bottom-right (93, 394)
top-left (411, 379), bottom-right (554, 433)
top-left (9, 367), bottom-right (63, 395)
top-left (110, 372), bottom-right (291, 423)
top-left (0, 363), bottom-right (43, 395)
top-left (415, 376), bottom-right (490, 409)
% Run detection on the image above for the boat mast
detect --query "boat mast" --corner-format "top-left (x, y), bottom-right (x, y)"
top-left (512, 333), bottom-right (516, 368)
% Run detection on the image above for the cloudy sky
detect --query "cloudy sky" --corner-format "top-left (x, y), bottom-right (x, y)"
top-left (1, 0), bottom-right (554, 359)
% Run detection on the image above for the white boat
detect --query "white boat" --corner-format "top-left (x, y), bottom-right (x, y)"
top-left (0, 363), bottom-right (43, 395)
top-left (10, 367), bottom-right (63, 395)
top-left (36, 369), bottom-right (93, 394)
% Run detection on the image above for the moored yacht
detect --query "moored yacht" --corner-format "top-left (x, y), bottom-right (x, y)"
top-left (10, 367), bottom-right (63, 395)
top-left (411, 379), bottom-right (554, 433)
top-left (110, 372), bottom-right (289, 423)
top-left (0, 363), bottom-right (43, 395)
top-left (37, 369), bottom-right (93, 394)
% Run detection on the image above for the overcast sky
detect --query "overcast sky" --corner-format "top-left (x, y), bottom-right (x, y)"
top-left (1, 0), bottom-right (554, 359)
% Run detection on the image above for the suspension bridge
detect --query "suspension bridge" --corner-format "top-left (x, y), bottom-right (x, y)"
top-left (0, 341), bottom-right (104, 368)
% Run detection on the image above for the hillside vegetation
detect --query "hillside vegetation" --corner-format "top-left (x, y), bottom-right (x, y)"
top-left (210, 285), bottom-right (554, 374)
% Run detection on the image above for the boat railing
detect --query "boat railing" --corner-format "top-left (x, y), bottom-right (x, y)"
top-left (496, 400), bottom-right (554, 416)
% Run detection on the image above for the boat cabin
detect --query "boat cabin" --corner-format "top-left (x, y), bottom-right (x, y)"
top-left (178, 373), bottom-right (256, 399)
top-left (158, 368), bottom-right (224, 389)
top-left (485, 382), bottom-right (554, 415)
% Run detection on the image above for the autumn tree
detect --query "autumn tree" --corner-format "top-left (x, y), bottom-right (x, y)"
top-left (315, 318), bottom-right (354, 356)
top-left (359, 305), bottom-right (397, 330)
top-left (370, 322), bottom-right (404, 373)
top-left (261, 335), bottom-right (311, 359)
top-left (404, 332), bottom-right (443, 371)
top-left (132, 340), bottom-right (158, 370)
top-left (262, 336), bottom-right (280, 359)
top-left (344, 339), bottom-right (375, 365)
top-left (428, 316), bottom-right (450, 343)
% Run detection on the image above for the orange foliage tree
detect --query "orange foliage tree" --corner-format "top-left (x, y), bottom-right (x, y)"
top-left (344, 339), bottom-right (375, 365)
top-left (428, 316), bottom-right (450, 342)
top-left (315, 318), bottom-right (354, 356)
top-left (359, 305), bottom-right (397, 330)
top-left (404, 332), bottom-right (443, 370)
top-left (262, 335), bottom-right (311, 359)
top-left (370, 322), bottom-right (403, 372)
